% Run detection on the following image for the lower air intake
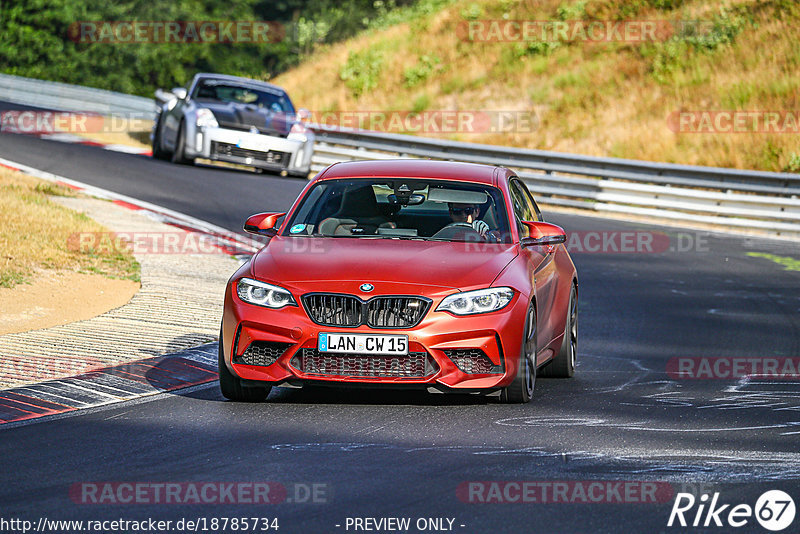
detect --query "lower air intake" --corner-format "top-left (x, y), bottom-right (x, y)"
top-left (291, 348), bottom-right (437, 378)
top-left (443, 349), bottom-right (501, 374)
top-left (234, 341), bottom-right (293, 367)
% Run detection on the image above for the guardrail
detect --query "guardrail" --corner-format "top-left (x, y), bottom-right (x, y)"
top-left (309, 127), bottom-right (800, 238)
top-left (0, 73), bottom-right (156, 119)
top-left (2, 73), bottom-right (798, 237)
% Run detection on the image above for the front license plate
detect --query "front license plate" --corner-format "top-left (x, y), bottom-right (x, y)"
top-left (236, 138), bottom-right (270, 151)
top-left (318, 333), bottom-right (408, 355)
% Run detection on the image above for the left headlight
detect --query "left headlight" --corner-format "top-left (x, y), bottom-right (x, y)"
top-left (287, 121), bottom-right (308, 142)
top-left (436, 287), bottom-right (515, 315)
top-left (236, 278), bottom-right (297, 309)
top-left (195, 108), bottom-right (218, 128)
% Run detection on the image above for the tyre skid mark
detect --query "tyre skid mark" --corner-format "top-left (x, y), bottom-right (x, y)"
top-left (260, 442), bottom-right (800, 480)
top-left (0, 344), bottom-right (218, 426)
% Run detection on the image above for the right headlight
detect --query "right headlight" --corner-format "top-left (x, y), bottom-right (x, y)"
top-left (236, 278), bottom-right (296, 309)
top-left (195, 108), bottom-right (219, 128)
top-left (436, 287), bottom-right (515, 315)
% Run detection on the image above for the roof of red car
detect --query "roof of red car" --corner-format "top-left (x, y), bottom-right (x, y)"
top-left (315, 159), bottom-right (508, 186)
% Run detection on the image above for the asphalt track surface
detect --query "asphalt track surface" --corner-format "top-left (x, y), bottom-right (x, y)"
top-left (1, 122), bottom-right (800, 533)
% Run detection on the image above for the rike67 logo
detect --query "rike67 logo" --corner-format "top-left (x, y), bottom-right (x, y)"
top-left (668, 490), bottom-right (796, 531)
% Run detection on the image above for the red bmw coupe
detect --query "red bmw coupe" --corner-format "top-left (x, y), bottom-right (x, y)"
top-left (219, 160), bottom-right (578, 403)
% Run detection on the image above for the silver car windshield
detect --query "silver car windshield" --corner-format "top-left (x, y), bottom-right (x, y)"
top-left (193, 82), bottom-right (294, 114)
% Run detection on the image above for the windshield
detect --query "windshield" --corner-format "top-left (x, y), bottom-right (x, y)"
top-left (193, 80), bottom-right (295, 114)
top-left (283, 178), bottom-right (512, 243)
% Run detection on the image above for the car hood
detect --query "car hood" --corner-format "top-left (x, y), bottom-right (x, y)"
top-left (200, 101), bottom-right (293, 137)
top-left (251, 237), bottom-right (519, 293)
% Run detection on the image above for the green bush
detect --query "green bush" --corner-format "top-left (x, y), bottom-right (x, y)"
top-left (784, 152), bottom-right (800, 173)
top-left (340, 49), bottom-right (384, 97)
top-left (460, 3), bottom-right (483, 21)
top-left (556, 1), bottom-right (587, 21)
top-left (403, 54), bottom-right (441, 87)
top-left (642, 8), bottom-right (749, 84)
top-left (411, 93), bottom-right (431, 112)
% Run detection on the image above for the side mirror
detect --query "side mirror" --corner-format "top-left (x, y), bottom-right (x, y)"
top-left (520, 221), bottom-right (566, 248)
top-left (244, 212), bottom-right (286, 236)
top-left (171, 87), bottom-right (188, 100)
top-left (297, 108), bottom-right (312, 122)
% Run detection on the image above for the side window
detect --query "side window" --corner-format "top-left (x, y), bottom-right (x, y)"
top-left (518, 181), bottom-right (542, 222)
top-left (508, 180), bottom-right (534, 237)
top-left (531, 199), bottom-right (542, 221)
top-left (511, 179), bottom-right (541, 223)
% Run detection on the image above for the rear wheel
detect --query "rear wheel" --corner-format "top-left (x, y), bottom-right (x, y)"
top-left (500, 306), bottom-right (536, 403)
top-left (540, 284), bottom-right (577, 378)
top-left (218, 335), bottom-right (271, 402)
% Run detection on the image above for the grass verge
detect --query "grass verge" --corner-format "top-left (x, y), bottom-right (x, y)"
top-left (0, 167), bottom-right (140, 288)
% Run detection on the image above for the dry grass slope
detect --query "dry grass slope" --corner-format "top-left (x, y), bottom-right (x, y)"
top-left (273, 0), bottom-right (800, 171)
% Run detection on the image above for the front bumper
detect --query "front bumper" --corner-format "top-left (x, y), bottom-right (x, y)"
top-left (221, 282), bottom-right (528, 392)
top-left (185, 126), bottom-right (314, 175)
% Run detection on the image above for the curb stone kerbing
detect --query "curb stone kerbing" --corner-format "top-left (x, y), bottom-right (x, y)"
top-left (0, 158), bottom-right (266, 422)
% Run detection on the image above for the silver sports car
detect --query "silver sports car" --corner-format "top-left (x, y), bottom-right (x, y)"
top-left (152, 73), bottom-right (314, 176)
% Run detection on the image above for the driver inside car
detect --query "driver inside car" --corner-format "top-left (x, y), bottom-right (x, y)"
top-left (448, 203), bottom-right (490, 237)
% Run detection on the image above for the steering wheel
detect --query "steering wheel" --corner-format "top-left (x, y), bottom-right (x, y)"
top-left (442, 222), bottom-right (474, 230)
top-left (431, 222), bottom-right (482, 240)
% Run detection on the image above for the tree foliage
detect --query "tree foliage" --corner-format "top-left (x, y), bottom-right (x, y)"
top-left (0, 0), bottom-right (414, 96)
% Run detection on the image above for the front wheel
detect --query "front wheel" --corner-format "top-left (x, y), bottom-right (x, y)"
top-left (540, 284), bottom-right (577, 378)
top-left (151, 117), bottom-right (169, 160)
top-left (171, 120), bottom-right (192, 165)
top-left (500, 306), bottom-right (536, 403)
top-left (218, 338), bottom-right (271, 402)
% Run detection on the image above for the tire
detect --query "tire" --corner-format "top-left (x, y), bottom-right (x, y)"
top-left (151, 118), bottom-right (169, 160)
top-left (171, 120), bottom-right (191, 165)
top-left (540, 284), bottom-right (577, 378)
top-left (500, 305), bottom-right (536, 403)
top-left (218, 335), bottom-right (271, 402)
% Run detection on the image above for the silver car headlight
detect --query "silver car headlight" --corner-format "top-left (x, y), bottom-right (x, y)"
top-left (196, 108), bottom-right (219, 128)
top-left (436, 287), bottom-right (515, 315)
top-left (287, 121), bottom-right (308, 142)
top-left (236, 278), bottom-right (296, 309)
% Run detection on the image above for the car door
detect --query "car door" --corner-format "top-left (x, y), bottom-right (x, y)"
top-left (509, 178), bottom-right (558, 364)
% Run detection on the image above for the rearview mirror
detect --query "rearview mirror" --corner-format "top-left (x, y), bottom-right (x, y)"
top-left (520, 221), bottom-right (566, 248)
top-left (297, 108), bottom-right (312, 122)
top-left (387, 193), bottom-right (425, 206)
top-left (244, 212), bottom-right (286, 236)
top-left (171, 87), bottom-right (188, 100)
